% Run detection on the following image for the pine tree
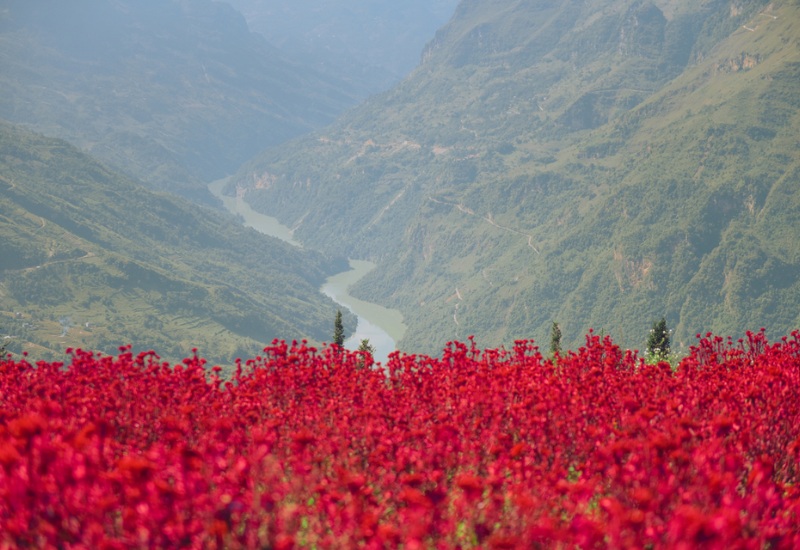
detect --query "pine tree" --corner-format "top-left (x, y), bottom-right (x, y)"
top-left (356, 338), bottom-right (376, 369)
top-left (646, 317), bottom-right (670, 360)
top-left (358, 338), bottom-right (375, 355)
top-left (549, 322), bottom-right (562, 356)
top-left (333, 309), bottom-right (345, 347)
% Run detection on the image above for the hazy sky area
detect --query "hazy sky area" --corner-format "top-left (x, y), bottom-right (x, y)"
top-left (223, 0), bottom-right (460, 94)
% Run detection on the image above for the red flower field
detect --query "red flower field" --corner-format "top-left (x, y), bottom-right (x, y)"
top-left (1, 330), bottom-right (799, 548)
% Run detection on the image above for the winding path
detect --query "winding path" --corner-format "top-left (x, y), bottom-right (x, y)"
top-left (427, 195), bottom-right (540, 254)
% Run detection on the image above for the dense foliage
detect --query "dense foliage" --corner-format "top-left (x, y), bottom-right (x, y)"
top-left (2, 330), bottom-right (798, 547)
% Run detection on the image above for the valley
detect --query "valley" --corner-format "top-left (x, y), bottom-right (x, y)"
top-left (208, 178), bottom-right (405, 363)
top-left (320, 261), bottom-right (406, 363)
top-left (233, 0), bottom-right (800, 355)
top-left (2, 0), bottom-right (800, 362)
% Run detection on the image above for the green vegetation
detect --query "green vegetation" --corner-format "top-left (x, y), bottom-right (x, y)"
top-left (0, 121), bottom-right (353, 366)
top-left (234, 0), bottom-right (800, 355)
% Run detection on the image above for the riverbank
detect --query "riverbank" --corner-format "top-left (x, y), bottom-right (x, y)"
top-left (208, 177), bottom-right (301, 247)
top-left (208, 177), bottom-right (405, 363)
top-left (321, 260), bottom-right (406, 363)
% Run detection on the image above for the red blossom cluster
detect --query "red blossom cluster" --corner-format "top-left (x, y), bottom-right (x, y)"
top-left (1, 330), bottom-right (799, 548)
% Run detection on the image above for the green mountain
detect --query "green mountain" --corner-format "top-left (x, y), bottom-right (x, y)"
top-left (232, 0), bottom-right (800, 354)
top-left (0, 0), bottom-right (357, 202)
top-left (0, 121), bottom-right (354, 365)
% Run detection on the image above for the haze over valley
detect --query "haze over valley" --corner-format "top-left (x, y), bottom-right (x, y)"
top-left (2, 0), bottom-right (799, 363)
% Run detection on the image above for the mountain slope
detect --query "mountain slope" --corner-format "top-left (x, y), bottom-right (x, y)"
top-left (232, 0), bottom-right (800, 353)
top-left (0, 0), bottom-right (357, 202)
top-left (0, 121), bottom-right (353, 365)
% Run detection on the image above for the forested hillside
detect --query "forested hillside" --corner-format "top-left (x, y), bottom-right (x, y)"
top-left (0, 122), bottom-right (353, 365)
top-left (0, 0), bottom-right (357, 202)
top-left (233, 0), bottom-right (800, 353)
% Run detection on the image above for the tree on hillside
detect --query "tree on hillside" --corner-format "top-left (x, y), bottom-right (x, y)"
top-left (646, 317), bottom-right (671, 361)
top-left (333, 309), bottom-right (345, 347)
top-left (549, 322), bottom-right (562, 356)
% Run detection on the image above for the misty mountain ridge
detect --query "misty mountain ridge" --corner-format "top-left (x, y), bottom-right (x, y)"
top-left (232, 0), bottom-right (800, 354)
top-left (224, 0), bottom-right (460, 95)
top-left (0, 0), bottom-right (358, 203)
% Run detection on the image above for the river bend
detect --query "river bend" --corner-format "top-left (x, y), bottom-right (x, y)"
top-left (209, 177), bottom-right (405, 363)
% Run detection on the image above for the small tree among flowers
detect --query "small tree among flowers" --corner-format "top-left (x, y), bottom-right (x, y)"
top-left (549, 322), bottom-right (562, 356)
top-left (356, 338), bottom-right (376, 369)
top-left (646, 316), bottom-right (671, 362)
top-left (333, 309), bottom-right (345, 347)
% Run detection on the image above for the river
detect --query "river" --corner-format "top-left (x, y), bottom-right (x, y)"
top-left (208, 177), bottom-right (406, 363)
